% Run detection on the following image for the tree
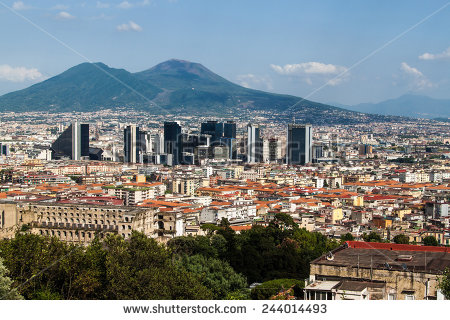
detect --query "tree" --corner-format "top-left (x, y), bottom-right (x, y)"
top-left (250, 279), bottom-right (304, 300)
top-left (168, 235), bottom-right (218, 258)
top-left (0, 232), bottom-right (213, 300)
top-left (274, 212), bottom-right (297, 229)
top-left (363, 232), bottom-right (382, 243)
top-left (226, 289), bottom-right (251, 300)
top-left (104, 232), bottom-right (212, 299)
top-left (393, 234), bottom-right (409, 244)
top-left (438, 267), bottom-right (450, 299)
top-left (176, 254), bottom-right (247, 299)
top-left (340, 233), bottom-right (354, 242)
top-left (423, 236), bottom-right (438, 246)
top-left (0, 257), bottom-right (23, 300)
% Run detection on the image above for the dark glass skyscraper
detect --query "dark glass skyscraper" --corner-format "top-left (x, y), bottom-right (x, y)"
top-left (164, 121), bottom-right (182, 165)
top-left (287, 124), bottom-right (312, 165)
top-left (51, 122), bottom-right (89, 160)
top-left (223, 121), bottom-right (236, 139)
top-left (200, 120), bottom-right (237, 160)
top-left (124, 125), bottom-right (141, 163)
top-left (200, 120), bottom-right (224, 143)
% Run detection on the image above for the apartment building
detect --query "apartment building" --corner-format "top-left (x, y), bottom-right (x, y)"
top-left (305, 241), bottom-right (449, 300)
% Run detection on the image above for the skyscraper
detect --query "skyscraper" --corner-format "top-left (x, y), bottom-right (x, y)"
top-left (287, 124), bottom-right (312, 165)
top-left (223, 121), bottom-right (237, 159)
top-left (151, 133), bottom-right (164, 154)
top-left (0, 143), bottom-right (10, 157)
top-left (164, 121), bottom-right (182, 166)
top-left (247, 123), bottom-right (263, 163)
top-left (223, 121), bottom-right (236, 139)
top-left (124, 125), bottom-right (140, 163)
top-left (312, 144), bottom-right (324, 162)
top-left (200, 120), bottom-right (224, 143)
top-left (51, 122), bottom-right (89, 160)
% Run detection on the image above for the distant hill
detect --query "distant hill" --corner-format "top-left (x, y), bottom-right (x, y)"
top-left (347, 94), bottom-right (450, 119)
top-left (0, 59), bottom-right (398, 124)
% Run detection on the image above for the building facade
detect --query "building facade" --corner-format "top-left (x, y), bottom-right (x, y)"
top-left (287, 124), bottom-right (312, 165)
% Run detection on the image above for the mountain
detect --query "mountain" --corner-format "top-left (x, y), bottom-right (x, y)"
top-left (134, 59), bottom-right (339, 116)
top-left (0, 59), bottom-right (396, 124)
top-left (347, 94), bottom-right (450, 119)
top-left (0, 63), bottom-right (162, 112)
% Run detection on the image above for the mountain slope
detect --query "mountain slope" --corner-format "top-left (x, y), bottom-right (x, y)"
top-left (347, 94), bottom-right (450, 119)
top-left (0, 59), bottom-right (395, 124)
top-left (134, 59), bottom-right (351, 117)
top-left (0, 63), bottom-right (161, 112)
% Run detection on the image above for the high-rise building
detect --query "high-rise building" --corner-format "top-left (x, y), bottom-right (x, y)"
top-left (223, 121), bottom-right (236, 139)
top-left (164, 122), bottom-right (182, 166)
top-left (247, 123), bottom-right (263, 163)
top-left (124, 125), bottom-right (141, 163)
top-left (201, 120), bottom-right (238, 160)
top-left (287, 124), bottom-right (312, 165)
top-left (0, 143), bottom-right (10, 157)
top-left (200, 120), bottom-right (224, 143)
top-left (51, 122), bottom-right (89, 160)
top-left (151, 133), bottom-right (164, 154)
top-left (312, 144), bottom-right (324, 161)
top-left (139, 131), bottom-right (152, 154)
top-left (223, 121), bottom-right (237, 159)
top-left (359, 144), bottom-right (373, 156)
top-left (268, 138), bottom-right (281, 162)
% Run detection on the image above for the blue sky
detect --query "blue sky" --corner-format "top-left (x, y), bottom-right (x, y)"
top-left (0, 0), bottom-right (449, 105)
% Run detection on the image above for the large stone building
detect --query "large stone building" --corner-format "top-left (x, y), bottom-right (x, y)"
top-left (0, 201), bottom-right (180, 245)
top-left (305, 241), bottom-right (450, 300)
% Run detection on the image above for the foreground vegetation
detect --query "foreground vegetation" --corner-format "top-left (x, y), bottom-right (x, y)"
top-left (0, 214), bottom-right (339, 300)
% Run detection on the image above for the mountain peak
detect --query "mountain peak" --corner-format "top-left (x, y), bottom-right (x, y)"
top-left (134, 59), bottom-right (231, 90)
top-left (146, 59), bottom-right (210, 75)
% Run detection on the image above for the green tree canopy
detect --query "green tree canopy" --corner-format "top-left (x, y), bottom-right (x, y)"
top-left (393, 234), bottom-right (409, 244)
top-left (340, 233), bottom-right (354, 242)
top-left (250, 279), bottom-right (304, 300)
top-left (438, 267), bottom-right (450, 299)
top-left (0, 232), bottom-right (212, 300)
top-left (0, 257), bottom-right (23, 300)
top-left (175, 254), bottom-right (247, 299)
top-left (423, 236), bottom-right (438, 246)
top-left (363, 232), bottom-right (382, 243)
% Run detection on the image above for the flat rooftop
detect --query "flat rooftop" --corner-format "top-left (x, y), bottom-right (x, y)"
top-left (312, 241), bottom-right (450, 274)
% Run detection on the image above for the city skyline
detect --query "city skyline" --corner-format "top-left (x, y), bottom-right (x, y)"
top-left (0, 0), bottom-right (449, 106)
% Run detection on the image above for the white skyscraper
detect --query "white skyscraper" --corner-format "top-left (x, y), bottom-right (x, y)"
top-left (247, 123), bottom-right (262, 163)
top-left (71, 121), bottom-right (81, 160)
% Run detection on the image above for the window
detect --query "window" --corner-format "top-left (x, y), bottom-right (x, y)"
top-left (405, 294), bottom-right (415, 300)
top-left (388, 293), bottom-right (396, 300)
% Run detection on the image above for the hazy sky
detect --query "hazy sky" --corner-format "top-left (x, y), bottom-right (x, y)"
top-left (0, 0), bottom-right (449, 105)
